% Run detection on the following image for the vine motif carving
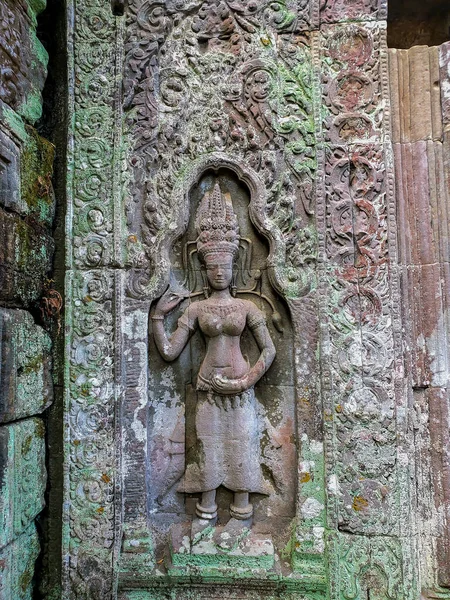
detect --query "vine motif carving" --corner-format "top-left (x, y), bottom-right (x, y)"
top-left (321, 24), bottom-right (382, 144)
top-left (336, 534), bottom-right (403, 600)
top-left (123, 0), bottom-right (318, 299)
top-left (320, 23), bottom-right (403, 538)
top-left (66, 270), bottom-right (115, 599)
top-left (66, 0), bottom-right (118, 595)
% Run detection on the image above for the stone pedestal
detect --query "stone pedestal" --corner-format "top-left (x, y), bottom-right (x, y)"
top-left (168, 522), bottom-right (275, 577)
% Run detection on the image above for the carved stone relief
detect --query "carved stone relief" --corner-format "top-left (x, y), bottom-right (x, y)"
top-left (146, 172), bottom-right (297, 560)
top-left (64, 1), bottom-right (416, 599)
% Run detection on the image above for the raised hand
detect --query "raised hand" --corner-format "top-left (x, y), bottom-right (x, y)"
top-left (154, 286), bottom-right (187, 317)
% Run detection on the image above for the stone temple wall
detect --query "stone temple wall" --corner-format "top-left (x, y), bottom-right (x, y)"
top-left (0, 0), bottom-right (56, 599)
top-left (1, 2), bottom-right (450, 600)
top-left (60, 0), bottom-right (417, 598)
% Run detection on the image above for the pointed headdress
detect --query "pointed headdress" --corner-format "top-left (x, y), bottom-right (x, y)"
top-left (195, 183), bottom-right (240, 262)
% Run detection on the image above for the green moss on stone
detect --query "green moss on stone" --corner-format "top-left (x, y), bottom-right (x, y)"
top-left (21, 126), bottom-right (55, 226)
top-left (2, 105), bottom-right (28, 142)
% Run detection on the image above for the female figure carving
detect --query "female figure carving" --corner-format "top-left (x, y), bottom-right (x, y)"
top-left (152, 183), bottom-right (276, 522)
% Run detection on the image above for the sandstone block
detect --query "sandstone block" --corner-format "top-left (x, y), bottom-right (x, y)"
top-left (440, 42), bottom-right (450, 128)
top-left (0, 128), bottom-right (23, 214)
top-left (0, 308), bottom-right (52, 423)
top-left (0, 207), bottom-right (54, 307)
top-left (0, 125), bottom-right (55, 226)
top-left (0, 417), bottom-right (46, 549)
top-left (389, 47), bottom-right (443, 143)
top-left (0, 0), bottom-right (48, 124)
top-left (393, 141), bottom-right (437, 266)
top-left (20, 126), bottom-right (55, 228)
top-left (0, 522), bottom-right (40, 600)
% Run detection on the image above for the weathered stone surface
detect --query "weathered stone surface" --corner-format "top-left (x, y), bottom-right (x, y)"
top-left (119, 586), bottom-right (323, 600)
top-left (392, 42), bottom-right (450, 593)
top-left (0, 308), bottom-right (52, 423)
top-left (20, 126), bottom-right (56, 227)
top-left (0, 417), bottom-right (46, 549)
top-left (320, 0), bottom-right (387, 24)
top-left (168, 522), bottom-right (275, 576)
top-left (0, 0), bottom-right (48, 124)
top-left (0, 206), bottom-right (54, 307)
top-left (59, 2), bottom-right (447, 600)
top-left (0, 0), bottom-right (53, 599)
top-left (440, 42), bottom-right (450, 128)
top-left (0, 109), bottom-right (56, 308)
top-left (0, 121), bottom-right (55, 222)
top-left (389, 46), bottom-right (443, 143)
top-left (0, 127), bottom-right (23, 213)
top-left (0, 522), bottom-right (40, 600)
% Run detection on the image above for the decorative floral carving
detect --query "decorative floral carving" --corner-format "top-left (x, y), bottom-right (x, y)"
top-left (65, 0), bottom-right (122, 588)
top-left (65, 0), bottom-right (411, 597)
top-left (320, 0), bottom-right (387, 24)
top-left (335, 534), bottom-right (403, 600)
top-left (319, 21), bottom-right (405, 543)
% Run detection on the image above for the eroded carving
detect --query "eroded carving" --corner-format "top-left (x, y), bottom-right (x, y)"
top-left (152, 183), bottom-right (275, 524)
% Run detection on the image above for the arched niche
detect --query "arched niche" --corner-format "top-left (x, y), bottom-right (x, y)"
top-left (140, 152), bottom-right (306, 304)
top-left (146, 163), bottom-right (297, 554)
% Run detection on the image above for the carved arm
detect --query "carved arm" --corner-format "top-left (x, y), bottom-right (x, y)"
top-left (151, 315), bottom-right (192, 362)
top-left (241, 321), bottom-right (276, 389)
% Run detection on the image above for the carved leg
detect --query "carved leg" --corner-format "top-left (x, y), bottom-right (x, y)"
top-left (230, 491), bottom-right (253, 520)
top-left (195, 489), bottom-right (218, 520)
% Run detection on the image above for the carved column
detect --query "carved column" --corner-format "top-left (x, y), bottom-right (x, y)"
top-left (389, 41), bottom-right (450, 595)
top-left (63, 1), bottom-right (123, 597)
top-left (317, 7), bottom-right (415, 599)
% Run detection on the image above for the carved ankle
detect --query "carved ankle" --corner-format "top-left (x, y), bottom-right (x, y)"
top-left (229, 502), bottom-right (253, 520)
top-left (195, 502), bottom-right (218, 520)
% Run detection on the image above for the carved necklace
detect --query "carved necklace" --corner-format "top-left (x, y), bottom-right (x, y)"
top-left (199, 300), bottom-right (245, 317)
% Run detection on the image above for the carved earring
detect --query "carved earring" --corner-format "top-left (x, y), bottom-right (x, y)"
top-left (201, 268), bottom-right (210, 299)
top-left (231, 267), bottom-right (237, 298)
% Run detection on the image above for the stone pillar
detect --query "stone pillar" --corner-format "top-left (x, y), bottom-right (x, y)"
top-left (389, 43), bottom-right (450, 595)
top-left (318, 7), bottom-right (416, 600)
top-left (0, 0), bottom-right (55, 598)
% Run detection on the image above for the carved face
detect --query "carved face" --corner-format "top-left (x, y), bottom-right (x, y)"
top-left (205, 253), bottom-right (233, 290)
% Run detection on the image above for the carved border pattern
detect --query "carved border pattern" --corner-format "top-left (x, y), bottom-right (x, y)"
top-left (318, 20), bottom-right (414, 597)
top-left (65, 1), bottom-right (121, 598)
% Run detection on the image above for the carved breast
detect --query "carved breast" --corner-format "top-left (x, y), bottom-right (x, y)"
top-left (197, 302), bottom-right (247, 338)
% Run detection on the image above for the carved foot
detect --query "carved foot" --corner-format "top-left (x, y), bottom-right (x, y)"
top-left (195, 501), bottom-right (218, 521)
top-left (195, 490), bottom-right (217, 520)
top-left (191, 516), bottom-right (216, 545)
top-left (213, 517), bottom-right (251, 550)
